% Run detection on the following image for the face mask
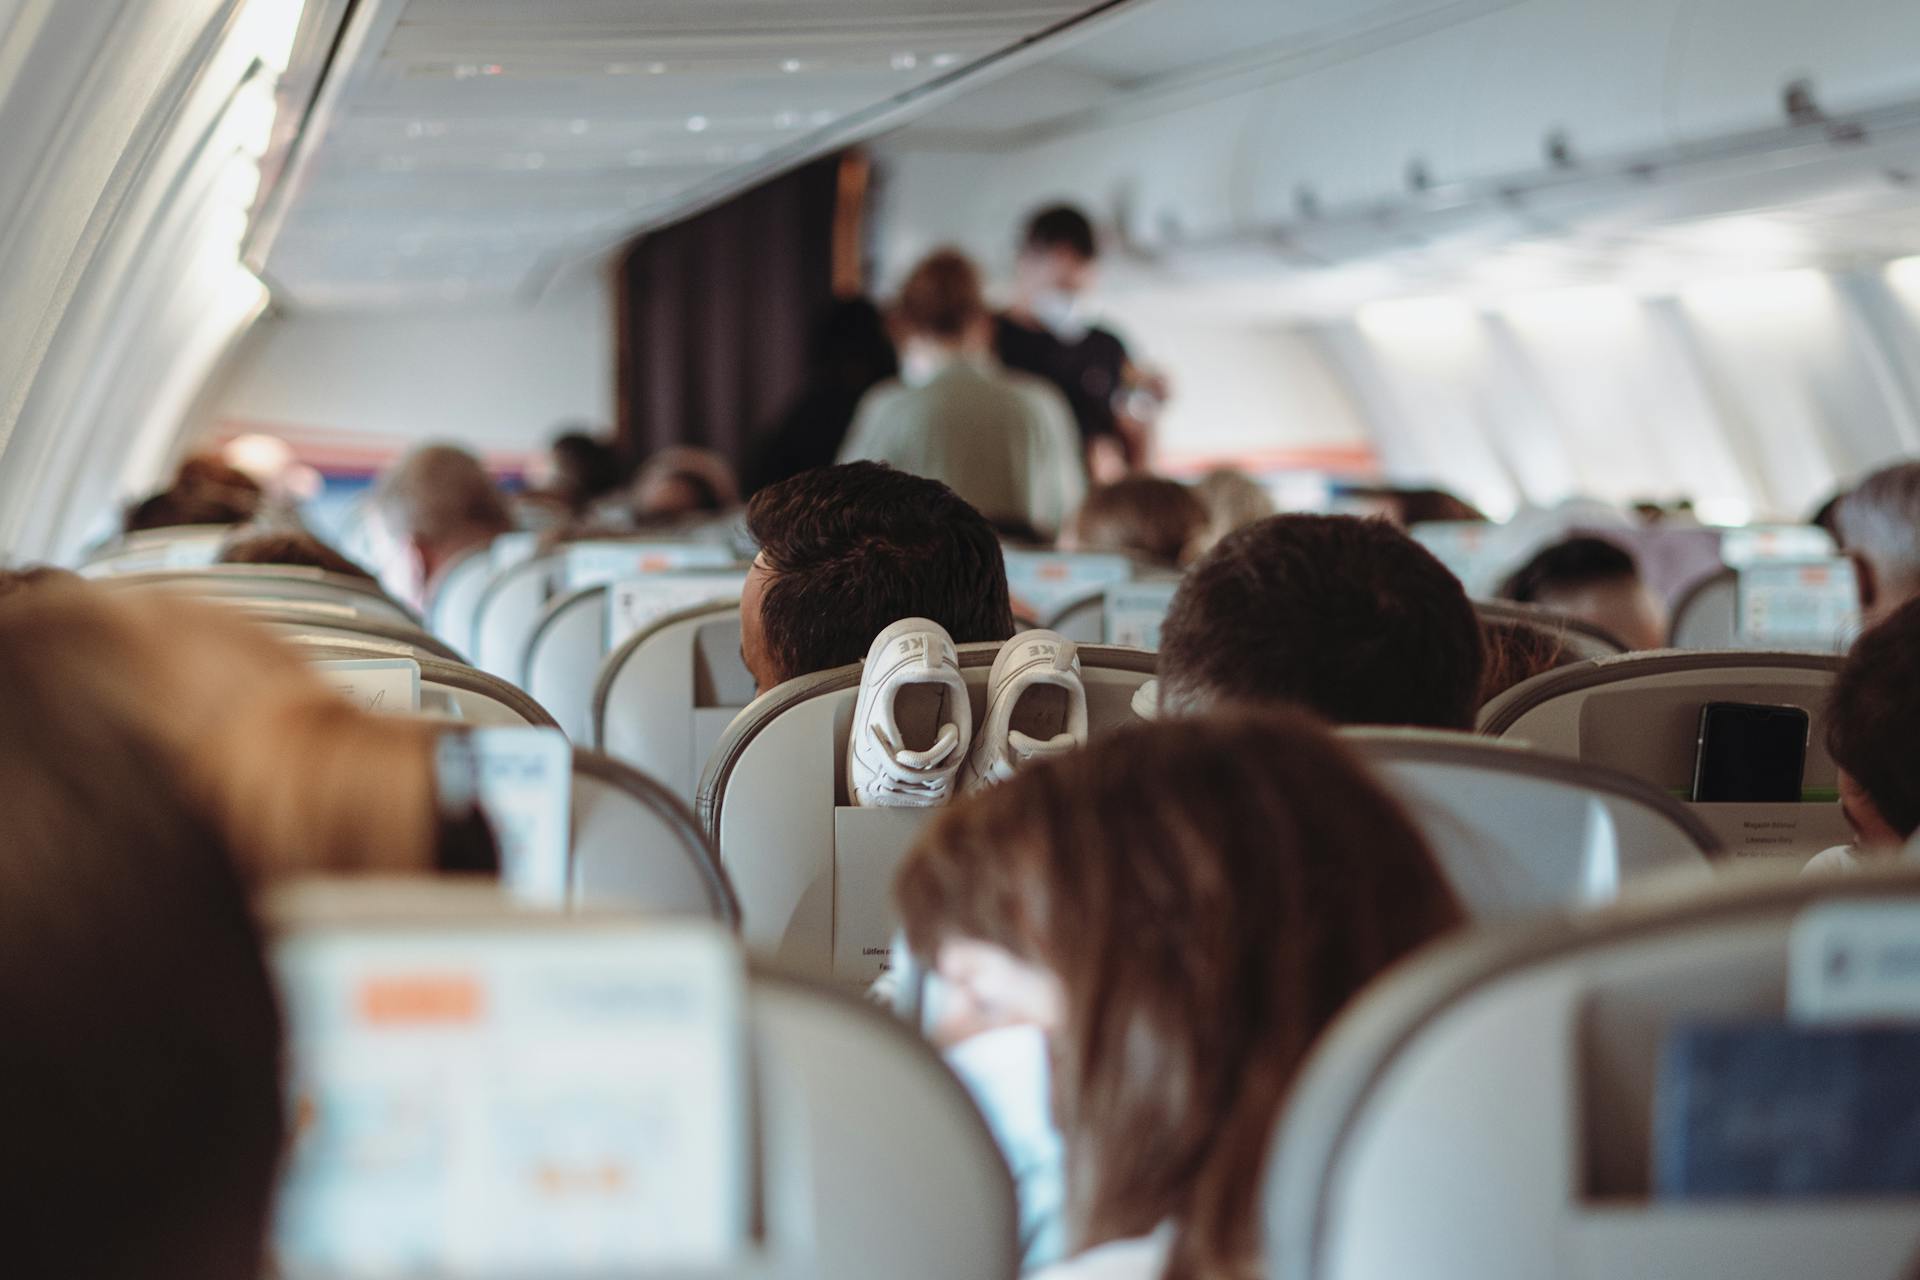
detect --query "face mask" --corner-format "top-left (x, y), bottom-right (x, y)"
top-left (1029, 289), bottom-right (1090, 344)
top-left (944, 1023), bottom-right (1068, 1269)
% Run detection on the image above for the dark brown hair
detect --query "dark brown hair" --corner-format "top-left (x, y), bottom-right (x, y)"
top-left (1477, 618), bottom-right (1577, 707)
top-left (746, 461), bottom-right (1014, 682)
top-left (1070, 476), bottom-right (1210, 569)
top-left (896, 248), bottom-right (987, 340)
top-left (1159, 514), bottom-right (1485, 730)
top-left (218, 526), bottom-right (377, 581)
top-left (1828, 595), bottom-right (1920, 839)
top-left (0, 607), bottom-right (284, 1278)
top-left (895, 712), bottom-right (1463, 1280)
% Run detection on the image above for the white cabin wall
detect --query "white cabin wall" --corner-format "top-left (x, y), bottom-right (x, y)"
top-left (871, 0), bottom-right (1920, 519)
top-left (203, 277), bottom-right (615, 457)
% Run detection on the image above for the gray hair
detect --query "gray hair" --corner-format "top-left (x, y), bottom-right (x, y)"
top-left (1837, 462), bottom-right (1920, 595)
top-left (374, 444), bottom-right (511, 548)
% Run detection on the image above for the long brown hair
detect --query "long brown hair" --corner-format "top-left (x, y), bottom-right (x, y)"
top-left (0, 578), bottom-right (446, 880)
top-left (895, 711), bottom-right (1463, 1280)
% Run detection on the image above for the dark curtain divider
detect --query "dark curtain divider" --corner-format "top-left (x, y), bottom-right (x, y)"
top-left (614, 153), bottom-right (849, 466)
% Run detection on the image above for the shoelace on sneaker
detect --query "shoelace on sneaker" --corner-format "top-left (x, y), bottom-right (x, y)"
top-left (862, 722), bottom-right (963, 798)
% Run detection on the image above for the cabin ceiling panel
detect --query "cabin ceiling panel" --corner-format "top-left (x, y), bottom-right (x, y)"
top-left (258, 0), bottom-right (1130, 310)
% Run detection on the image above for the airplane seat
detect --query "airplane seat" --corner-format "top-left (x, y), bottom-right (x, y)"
top-left (424, 544), bottom-right (493, 659)
top-left (1473, 599), bottom-right (1628, 661)
top-left (1264, 867), bottom-right (1920, 1280)
top-left (93, 564), bottom-right (422, 626)
top-left (294, 638), bottom-right (561, 729)
top-left (471, 550), bottom-right (563, 681)
top-left (1344, 729), bottom-right (1718, 918)
top-left (696, 643), bottom-right (1157, 984)
top-left (1479, 652), bottom-right (1847, 862)
top-left (1046, 576), bottom-right (1183, 647)
top-left (77, 524), bottom-right (233, 575)
top-left (1046, 590), bottom-right (1110, 644)
top-left (594, 601), bottom-right (752, 801)
top-left (1670, 569), bottom-right (1739, 649)
top-left (569, 748), bottom-right (740, 925)
top-left (238, 602), bottom-right (467, 664)
top-left (1671, 561), bottom-right (1859, 652)
top-left (268, 883), bottom-right (1017, 1280)
top-left (524, 584), bottom-right (609, 742)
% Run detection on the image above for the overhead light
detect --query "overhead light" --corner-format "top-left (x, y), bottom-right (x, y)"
top-left (685, 114), bottom-right (710, 133)
top-left (780, 58), bottom-right (803, 73)
top-left (773, 109), bottom-right (801, 129)
top-left (931, 52), bottom-right (960, 68)
top-left (646, 61), bottom-right (668, 74)
top-left (891, 52), bottom-right (919, 70)
top-left (568, 118), bottom-right (590, 135)
top-left (1887, 255), bottom-right (1920, 302)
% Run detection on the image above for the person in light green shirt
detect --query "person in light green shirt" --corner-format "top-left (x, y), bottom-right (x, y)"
top-left (840, 249), bottom-right (1085, 539)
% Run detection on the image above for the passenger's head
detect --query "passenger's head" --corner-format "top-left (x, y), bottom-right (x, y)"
top-left (0, 613), bottom-right (283, 1279)
top-left (1158, 515), bottom-right (1485, 730)
top-left (1392, 486), bottom-right (1486, 527)
top-left (374, 444), bottom-right (512, 590)
top-left (1498, 536), bottom-right (1668, 651)
top-left (123, 454), bottom-right (266, 534)
top-left (1836, 461), bottom-right (1920, 627)
top-left (1191, 468), bottom-right (1277, 553)
top-left (742, 462), bottom-right (1013, 693)
top-left (1064, 476), bottom-right (1209, 569)
top-left (217, 526), bottom-right (376, 581)
top-left (1477, 618), bottom-right (1579, 707)
top-left (896, 712), bottom-right (1462, 1278)
top-left (1015, 203), bottom-right (1100, 300)
top-left (546, 432), bottom-right (624, 510)
top-left (808, 296), bottom-right (898, 388)
top-left (896, 248), bottom-right (991, 353)
top-left (629, 446), bottom-right (739, 525)
top-left (0, 564), bottom-right (77, 602)
top-left (0, 579), bottom-right (462, 881)
top-left (1826, 596), bottom-right (1920, 849)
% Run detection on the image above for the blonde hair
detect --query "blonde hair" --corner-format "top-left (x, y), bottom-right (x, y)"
top-left (0, 579), bottom-right (442, 881)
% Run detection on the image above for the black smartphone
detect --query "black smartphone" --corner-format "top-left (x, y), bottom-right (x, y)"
top-left (1690, 702), bottom-right (1810, 803)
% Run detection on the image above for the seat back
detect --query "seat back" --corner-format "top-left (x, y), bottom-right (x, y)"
top-left (1480, 652), bottom-right (1847, 862)
top-left (570, 749), bottom-right (738, 925)
top-left (1001, 549), bottom-right (1136, 619)
top-left (295, 639), bottom-right (560, 728)
top-left (95, 565), bottom-right (420, 626)
top-left (595, 601), bottom-right (754, 802)
top-left (524, 585), bottom-right (607, 742)
top-left (1672, 561), bottom-right (1859, 652)
top-left (697, 644), bottom-right (1156, 983)
top-left (472, 552), bottom-right (562, 680)
top-left (1344, 730), bottom-right (1717, 919)
top-left (1265, 868), bottom-right (1920, 1280)
top-left (240, 602), bottom-right (467, 664)
top-left (267, 884), bottom-right (1017, 1280)
top-left (1473, 599), bottom-right (1627, 661)
top-left (530, 571), bottom-right (753, 746)
top-left (1670, 569), bottom-right (1739, 649)
top-left (424, 544), bottom-right (492, 659)
top-left (78, 524), bottom-right (231, 575)
top-left (1047, 577), bottom-right (1183, 648)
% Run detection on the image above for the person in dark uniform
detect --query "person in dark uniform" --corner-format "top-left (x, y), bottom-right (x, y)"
top-left (994, 205), bottom-right (1161, 482)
